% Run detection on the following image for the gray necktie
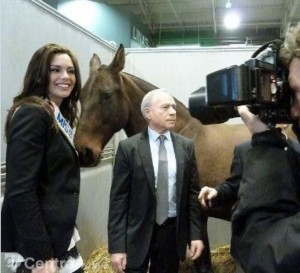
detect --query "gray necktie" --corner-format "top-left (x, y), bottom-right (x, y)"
top-left (156, 135), bottom-right (169, 225)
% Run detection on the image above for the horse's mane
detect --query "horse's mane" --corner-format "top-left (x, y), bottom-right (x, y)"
top-left (123, 72), bottom-right (158, 93)
top-left (123, 72), bottom-right (189, 111)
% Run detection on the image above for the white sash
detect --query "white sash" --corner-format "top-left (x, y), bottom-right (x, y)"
top-left (52, 102), bottom-right (74, 148)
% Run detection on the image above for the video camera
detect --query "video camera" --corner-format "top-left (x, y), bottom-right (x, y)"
top-left (189, 40), bottom-right (293, 125)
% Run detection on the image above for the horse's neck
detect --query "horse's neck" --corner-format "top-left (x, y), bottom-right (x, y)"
top-left (173, 101), bottom-right (203, 138)
top-left (120, 73), bottom-right (203, 138)
top-left (124, 105), bottom-right (147, 137)
top-left (124, 119), bottom-right (147, 137)
top-left (121, 75), bottom-right (149, 136)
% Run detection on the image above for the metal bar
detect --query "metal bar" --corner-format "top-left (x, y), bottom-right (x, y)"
top-left (138, 0), bottom-right (154, 33)
top-left (280, 0), bottom-right (298, 37)
top-left (151, 21), bottom-right (282, 30)
top-left (211, 0), bottom-right (217, 35)
top-left (167, 0), bottom-right (182, 27)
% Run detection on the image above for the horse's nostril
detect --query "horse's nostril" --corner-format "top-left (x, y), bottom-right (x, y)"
top-left (78, 147), bottom-right (96, 167)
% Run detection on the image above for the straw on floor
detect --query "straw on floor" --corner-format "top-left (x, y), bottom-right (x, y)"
top-left (84, 244), bottom-right (236, 273)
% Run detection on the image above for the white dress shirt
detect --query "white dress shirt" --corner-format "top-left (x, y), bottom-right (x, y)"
top-left (148, 127), bottom-right (177, 217)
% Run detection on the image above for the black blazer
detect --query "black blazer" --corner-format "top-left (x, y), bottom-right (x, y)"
top-left (108, 130), bottom-right (202, 268)
top-left (213, 141), bottom-right (251, 207)
top-left (229, 131), bottom-right (300, 270)
top-left (1, 104), bottom-right (80, 261)
top-left (213, 137), bottom-right (300, 207)
top-left (210, 133), bottom-right (300, 271)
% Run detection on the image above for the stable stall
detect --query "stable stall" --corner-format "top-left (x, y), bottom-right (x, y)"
top-left (1, 1), bottom-right (258, 272)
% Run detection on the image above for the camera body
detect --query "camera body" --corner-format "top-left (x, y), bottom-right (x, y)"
top-left (189, 40), bottom-right (293, 125)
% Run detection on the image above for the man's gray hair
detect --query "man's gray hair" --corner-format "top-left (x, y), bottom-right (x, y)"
top-left (140, 88), bottom-right (173, 117)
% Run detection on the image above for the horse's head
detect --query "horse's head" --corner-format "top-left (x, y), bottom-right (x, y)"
top-left (74, 45), bottom-right (130, 166)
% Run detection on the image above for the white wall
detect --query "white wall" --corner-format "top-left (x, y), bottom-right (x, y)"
top-left (1, 0), bottom-right (116, 161)
top-left (76, 163), bottom-right (113, 260)
top-left (124, 46), bottom-right (259, 107)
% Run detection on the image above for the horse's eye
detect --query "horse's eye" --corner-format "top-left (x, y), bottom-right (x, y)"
top-left (102, 92), bottom-right (112, 100)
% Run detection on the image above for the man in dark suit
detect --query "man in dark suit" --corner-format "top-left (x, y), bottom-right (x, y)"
top-left (199, 131), bottom-right (300, 273)
top-left (199, 134), bottom-right (300, 208)
top-left (108, 88), bottom-right (204, 273)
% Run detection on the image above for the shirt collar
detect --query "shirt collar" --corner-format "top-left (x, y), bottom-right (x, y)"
top-left (148, 127), bottom-right (171, 142)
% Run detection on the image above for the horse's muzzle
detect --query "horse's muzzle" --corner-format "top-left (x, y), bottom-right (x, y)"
top-left (77, 147), bottom-right (101, 167)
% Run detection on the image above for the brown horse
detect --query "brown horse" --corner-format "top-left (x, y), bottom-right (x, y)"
top-left (74, 45), bottom-right (251, 217)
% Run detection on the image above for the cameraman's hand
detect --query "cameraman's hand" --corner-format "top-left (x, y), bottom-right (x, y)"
top-left (198, 186), bottom-right (218, 208)
top-left (237, 105), bottom-right (268, 134)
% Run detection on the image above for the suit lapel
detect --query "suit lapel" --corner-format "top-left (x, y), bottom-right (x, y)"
top-left (138, 130), bottom-right (156, 194)
top-left (171, 132), bottom-right (184, 207)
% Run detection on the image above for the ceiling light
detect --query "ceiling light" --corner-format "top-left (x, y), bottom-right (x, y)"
top-left (224, 11), bottom-right (240, 29)
top-left (225, 0), bottom-right (232, 9)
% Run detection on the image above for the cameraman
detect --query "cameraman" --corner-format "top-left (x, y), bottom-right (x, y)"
top-left (199, 23), bottom-right (300, 273)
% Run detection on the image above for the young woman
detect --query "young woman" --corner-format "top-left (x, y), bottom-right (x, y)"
top-left (1, 43), bottom-right (83, 273)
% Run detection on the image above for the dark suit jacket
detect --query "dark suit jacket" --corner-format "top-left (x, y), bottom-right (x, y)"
top-left (209, 130), bottom-right (300, 272)
top-left (1, 104), bottom-right (80, 261)
top-left (213, 141), bottom-right (251, 207)
top-left (229, 129), bottom-right (300, 272)
top-left (212, 136), bottom-right (300, 207)
top-left (108, 129), bottom-right (202, 268)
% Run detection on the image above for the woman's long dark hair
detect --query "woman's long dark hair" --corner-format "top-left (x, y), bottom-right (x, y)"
top-left (8, 43), bottom-right (82, 129)
top-left (5, 96), bottom-right (56, 141)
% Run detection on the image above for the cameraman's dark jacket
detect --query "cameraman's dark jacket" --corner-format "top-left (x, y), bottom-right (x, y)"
top-left (229, 127), bottom-right (300, 273)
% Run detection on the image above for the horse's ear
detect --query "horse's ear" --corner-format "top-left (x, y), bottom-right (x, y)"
top-left (89, 53), bottom-right (101, 74)
top-left (109, 44), bottom-right (125, 73)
